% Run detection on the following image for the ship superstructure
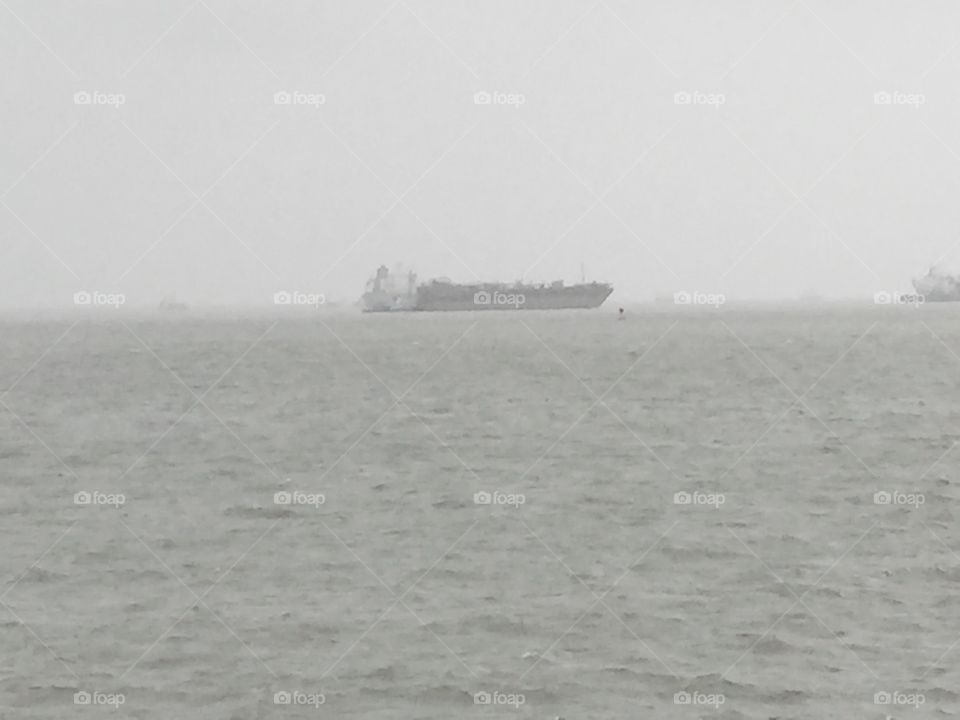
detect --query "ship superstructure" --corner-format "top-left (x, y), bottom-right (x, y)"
top-left (913, 266), bottom-right (960, 302)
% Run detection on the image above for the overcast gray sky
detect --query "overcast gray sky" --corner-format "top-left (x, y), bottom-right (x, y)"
top-left (4, 0), bottom-right (960, 307)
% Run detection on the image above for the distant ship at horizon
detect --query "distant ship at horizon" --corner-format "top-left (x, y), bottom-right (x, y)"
top-left (912, 265), bottom-right (960, 302)
top-left (361, 266), bottom-right (613, 312)
top-left (158, 296), bottom-right (188, 312)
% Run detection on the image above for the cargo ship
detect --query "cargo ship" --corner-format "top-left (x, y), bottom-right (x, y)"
top-left (361, 266), bottom-right (613, 312)
top-left (912, 265), bottom-right (960, 302)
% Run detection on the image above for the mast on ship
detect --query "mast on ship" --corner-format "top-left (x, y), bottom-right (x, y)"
top-left (373, 265), bottom-right (388, 292)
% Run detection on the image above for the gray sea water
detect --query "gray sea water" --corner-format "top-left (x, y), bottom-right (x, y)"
top-left (2, 305), bottom-right (959, 719)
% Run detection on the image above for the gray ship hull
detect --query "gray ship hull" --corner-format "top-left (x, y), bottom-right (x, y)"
top-left (413, 284), bottom-right (612, 311)
top-left (918, 291), bottom-right (960, 302)
top-left (361, 266), bottom-right (613, 312)
top-left (913, 268), bottom-right (960, 302)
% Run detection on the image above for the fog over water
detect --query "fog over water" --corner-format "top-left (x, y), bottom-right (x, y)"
top-left (5, 2), bottom-right (960, 306)
top-left (4, 4), bottom-right (960, 720)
